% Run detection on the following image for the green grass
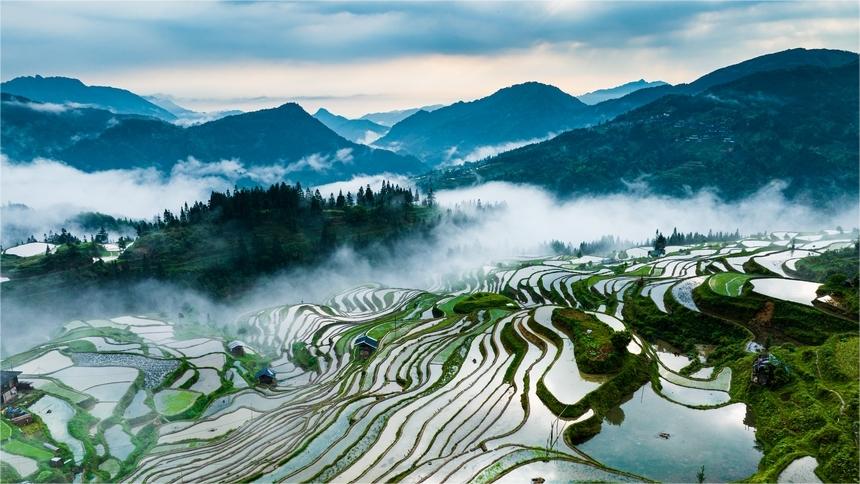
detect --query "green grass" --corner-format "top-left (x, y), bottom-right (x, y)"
top-left (38, 382), bottom-right (93, 406)
top-left (153, 389), bottom-right (201, 416)
top-left (735, 334), bottom-right (859, 483)
top-left (2, 438), bottom-right (54, 460)
top-left (625, 265), bottom-right (652, 276)
top-left (709, 272), bottom-right (753, 296)
top-left (0, 421), bottom-right (11, 440)
top-left (290, 341), bottom-right (319, 371)
top-left (437, 294), bottom-right (469, 315)
top-left (452, 292), bottom-right (518, 314)
top-left (551, 308), bottom-right (625, 374)
top-left (499, 320), bottom-right (528, 383)
top-left (694, 281), bottom-right (854, 346)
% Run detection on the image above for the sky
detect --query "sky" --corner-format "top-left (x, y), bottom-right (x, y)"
top-left (1, 1), bottom-right (858, 117)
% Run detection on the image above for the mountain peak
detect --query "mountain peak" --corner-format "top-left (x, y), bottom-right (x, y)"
top-left (1, 75), bottom-right (176, 121)
top-left (578, 79), bottom-right (669, 104)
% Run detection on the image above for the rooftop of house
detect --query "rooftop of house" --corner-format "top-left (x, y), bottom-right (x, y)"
top-left (355, 335), bottom-right (379, 349)
top-left (255, 368), bottom-right (276, 379)
top-left (1, 370), bottom-right (22, 386)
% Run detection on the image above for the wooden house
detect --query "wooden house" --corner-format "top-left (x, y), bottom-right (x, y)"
top-left (354, 335), bottom-right (379, 359)
top-left (1, 371), bottom-right (21, 405)
top-left (255, 367), bottom-right (276, 385)
top-left (228, 341), bottom-right (246, 357)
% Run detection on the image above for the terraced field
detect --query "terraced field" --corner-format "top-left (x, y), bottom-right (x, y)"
top-left (709, 272), bottom-right (753, 296)
top-left (0, 231), bottom-right (856, 483)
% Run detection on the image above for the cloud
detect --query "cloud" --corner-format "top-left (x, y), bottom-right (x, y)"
top-left (285, 148), bottom-right (354, 174)
top-left (434, 181), bottom-right (859, 254)
top-left (2, 99), bottom-right (94, 113)
top-left (0, 156), bottom-right (410, 231)
top-left (1, 2), bottom-right (856, 116)
top-left (2, 171), bottom-right (856, 349)
top-left (314, 173), bottom-right (414, 196)
top-left (445, 133), bottom-right (558, 166)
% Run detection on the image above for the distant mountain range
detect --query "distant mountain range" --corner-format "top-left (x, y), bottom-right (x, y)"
top-left (144, 95), bottom-right (243, 125)
top-left (375, 82), bottom-right (592, 165)
top-left (1, 95), bottom-right (424, 185)
top-left (377, 48), bottom-right (858, 167)
top-left (2, 47), bottom-right (857, 200)
top-left (313, 108), bottom-right (389, 144)
top-left (421, 55), bottom-right (859, 204)
top-left (577, 79), bottom-right (668, 104)
top-left (359, 105), bottom-right (444, 127)
top-left (1, 76), bottom-right (177, 121)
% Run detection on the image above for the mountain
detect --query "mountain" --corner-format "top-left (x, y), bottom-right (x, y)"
top-left (313, 108), bottom-right (389, 144)
top-left (143, 94), bottom-right (198, 117)
top-left (376, 82), bottom-right (591, 166)
top-left (1, 97), bottom-right (425, 185)
top-left (144, 94), bottom-right (244, 125)
top-left (421, 61), bottom-right (859, 204)
top-left (589, 48), bottom-right (859, 124)
top-left (0, 92), bottom-right (144, 161)
top-left (577, 79), bottom-right (668, 104)
top-left (1, 75), bottom-right (176, 121)
top-left (359, 104), bottom-right (444, 127)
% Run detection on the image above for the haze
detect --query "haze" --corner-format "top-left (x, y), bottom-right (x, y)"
top-left (2, 1), bottom-right (857, 116)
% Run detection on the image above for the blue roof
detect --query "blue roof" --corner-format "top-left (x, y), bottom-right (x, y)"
top-left (355, 335), bottom-right (378, 349)
top-left (255, 368), bottom-right (276, 379)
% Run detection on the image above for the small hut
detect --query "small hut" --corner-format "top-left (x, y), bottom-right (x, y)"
top-left (751, 353), bottom-right (782, 386)
top-left (354, 335), bottom-right (379, 359)
top-left (1, 370), bottom-right (21, 405)
top-left (228, 341), bottom-right (246, 357)
top-left (255, 368), bottom-right (276, 385)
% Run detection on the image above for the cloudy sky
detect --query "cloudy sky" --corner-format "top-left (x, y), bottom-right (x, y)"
top-left (2, 1), bottom-right (857, 116)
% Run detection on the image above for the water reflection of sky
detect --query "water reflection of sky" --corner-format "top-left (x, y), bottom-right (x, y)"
top-left (579, 384), bottom-right (761, 483)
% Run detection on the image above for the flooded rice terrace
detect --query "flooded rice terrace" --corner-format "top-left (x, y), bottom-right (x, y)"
top-left (0, 231), bottom-right (849, 483)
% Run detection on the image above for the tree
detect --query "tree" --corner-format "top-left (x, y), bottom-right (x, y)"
top-left (95, 226), bottom-right (109, 244)
top-left (610, 330), bottom-right (632, 351)
top-left (653, 231), bottom-right (667, 255)
top-left (425, 187), bottom-right (436, 207)
top-left (696, 465), bottom-right (705, 483)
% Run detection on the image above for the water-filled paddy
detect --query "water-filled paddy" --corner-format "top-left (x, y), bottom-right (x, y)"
top-left (579, 384), bottom-right (760, 482)
top-left (29, 396), bottom-right (85, 464)
top-left (778, 456), bottom-right (822, 483)
top-left (750, 278), bottom-right (821, 306)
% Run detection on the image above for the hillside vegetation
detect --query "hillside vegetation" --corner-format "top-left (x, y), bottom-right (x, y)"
top-left (423, 61), bottom-right (859, 204)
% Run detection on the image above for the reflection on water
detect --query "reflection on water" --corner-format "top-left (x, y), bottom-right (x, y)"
top-left (579, 384), bottom-right (761, 483)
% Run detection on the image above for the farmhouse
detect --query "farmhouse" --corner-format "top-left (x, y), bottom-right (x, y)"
top-left (355, 335), bottom-right (379, 359)
top-left (228, 341), bottom-right (246, 357)
top-left (751, 353), bottom-right (783, 386)
top-left (1, 370), bottom-right (21, 405)
top-left (255, 367), bottom-right (276, 385)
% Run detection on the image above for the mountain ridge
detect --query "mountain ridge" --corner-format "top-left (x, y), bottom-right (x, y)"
top-left (312, 108), bottom-right (389, 144)
top-left (376, 81), bottom-right (591, 165)
top-left (1, 75), bottom-right (177, 121)
top-left (1, 96), bottom-right (425, 184)
top-left (577, 79), bottom-right (669, 104)
top-left (420, 60), bottom-right (859, 204)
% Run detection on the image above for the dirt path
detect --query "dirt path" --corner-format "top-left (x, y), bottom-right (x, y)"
top-left (815, 350), bottom-right (846, 415)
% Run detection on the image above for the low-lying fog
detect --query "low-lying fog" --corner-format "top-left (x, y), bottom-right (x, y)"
top-left (2, 157), bottom-right (857, 352)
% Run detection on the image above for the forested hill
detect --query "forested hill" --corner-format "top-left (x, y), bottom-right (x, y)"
top-left (1, 96), bottom-right (424, 185)
top-left (375, 82), bottom-right (592, 165)
top-left (421, 61), bottom-right (859, 204)
top-left (0, 181), bottom-right (448, 308)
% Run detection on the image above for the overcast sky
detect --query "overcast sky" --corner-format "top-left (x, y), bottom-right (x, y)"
top-left (2, 1), bottom-right (857, 117)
